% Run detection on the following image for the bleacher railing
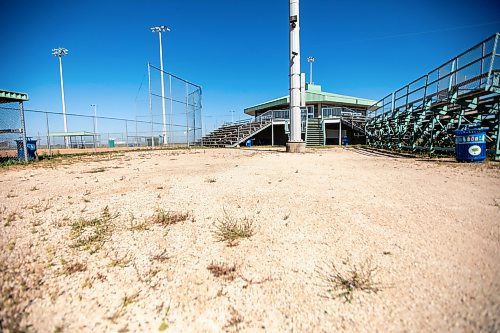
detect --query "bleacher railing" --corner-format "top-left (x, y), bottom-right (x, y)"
top-left (367, 33), bottom-right (499, 120)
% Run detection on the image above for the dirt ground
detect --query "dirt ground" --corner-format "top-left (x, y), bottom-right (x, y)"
top-left (1, 147), bottom-right (499, 332)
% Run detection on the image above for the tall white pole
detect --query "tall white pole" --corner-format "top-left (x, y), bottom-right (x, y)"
top-left (158, 31), bottom-right (167, 144)
top-left (310, 61), bottom-right (312, 84)
top-left (169, 74), bottom-right (173, 143)
top-left (289, 0), bottom-right (302, 144)
top-left (308, 57), bottom-right (315, 84)
top-left (58, 56), bottom-right (68, 148)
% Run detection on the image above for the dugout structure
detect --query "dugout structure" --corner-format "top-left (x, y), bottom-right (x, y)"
top-left (0, 89), bottom-right (29, 161)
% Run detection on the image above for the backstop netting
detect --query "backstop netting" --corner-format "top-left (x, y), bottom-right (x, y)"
top-left (145, 64), bottom-right (202, 146)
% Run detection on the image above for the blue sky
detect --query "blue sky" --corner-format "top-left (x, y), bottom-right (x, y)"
top-left (1, 0), bottom-right (499, 132)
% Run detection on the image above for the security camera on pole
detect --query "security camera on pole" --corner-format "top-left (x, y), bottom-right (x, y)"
top-left (286, 0), bottom-right (306, 153)
top-left (150, 25), bottom-right (170, 145)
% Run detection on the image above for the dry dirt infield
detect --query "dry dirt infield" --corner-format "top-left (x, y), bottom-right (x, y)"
top-left (1, 148), bottom-right (499, 332)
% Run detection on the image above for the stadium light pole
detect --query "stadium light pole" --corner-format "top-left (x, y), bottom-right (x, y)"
top-left (150, 25), bottom-right (171, 145)
top-left (286, 0), bottom-right (305, 152)
top-left (52, 47), bottom-right (69, 148)
top-left (230, 110), bottom-right (235, 123)
top-left (307, 56), bottom-right (315, 84)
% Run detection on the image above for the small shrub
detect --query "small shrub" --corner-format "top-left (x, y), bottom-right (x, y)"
top-left (213, 209), bottom-right (255, 244)
top-left (319, 257), bottom-right (381, 302)
top-left (69, 206), bottom-right (116, 253)
top-left (151, 208), bottom-right (190, 227)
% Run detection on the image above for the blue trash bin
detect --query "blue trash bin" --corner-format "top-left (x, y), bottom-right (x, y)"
top-left (15, 138), bottom-right (37, 161)
top-left (453, 127), bottom-right (487, 162)
top-left (245, 139), bottom-right (252, 147)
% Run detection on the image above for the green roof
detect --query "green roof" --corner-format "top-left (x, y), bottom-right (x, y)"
top-left (244, 84), bottom-right (376, 116)
top-left (0, 89), bottom-right (29, 104)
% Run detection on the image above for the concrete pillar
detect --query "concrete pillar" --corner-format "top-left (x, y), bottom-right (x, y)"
top-left (286, 0), bottom-right (306, 153)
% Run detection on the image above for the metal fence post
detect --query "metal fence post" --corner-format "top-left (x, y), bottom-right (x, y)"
top-left (186, 82), bottom-right (189, 147)
top-left (125, 120), bottom-right (129, 147)
top-left (19, 101), bottom-right (28, 162)
top-left (148, 62), bottom-right (154, 149)
top-left (45, 111), bottom-right (52, 156)
top-left (92, 113), bottom-right (97, 151)
top-left (135, 118), bottom-right (138, 147)
top-left (169, 74), bottom-right (173, 145)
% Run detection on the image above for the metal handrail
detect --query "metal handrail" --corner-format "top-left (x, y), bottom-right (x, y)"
top-left (367, 33), bottom-right (499, 120)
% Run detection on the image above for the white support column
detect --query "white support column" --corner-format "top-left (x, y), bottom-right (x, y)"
top-left (286, 0), bottom-right (305, 153)
top-left (271, 118), bottom-right (274, 146)
top-left (339, 121), bottom-right (342, 146)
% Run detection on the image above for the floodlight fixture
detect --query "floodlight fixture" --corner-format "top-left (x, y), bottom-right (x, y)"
top-left (52, 47), bottom-right (68, 57)
top-left (150, 25), bottom-right (171, 33)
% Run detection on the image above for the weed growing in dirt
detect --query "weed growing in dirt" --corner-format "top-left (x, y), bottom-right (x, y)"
top-left (150, 208), bottom-right (190, 227)
top-left (213, 209), bottom-right (255, 244)
top-left (107, 291), bottom-right (141, 323)
top-left (319, 257), bottom-right (381, 302)
top-left (128, 213), bottom-right (150, 231)
top-left (69, 206), bottom-right (117, 253)
top-left (3, 211), bottom-right (21, 227)
top-left (60, 259), bottom-right (87, 275)
top-left (207, 261), bottom-right (238, 281)
top-left (108, 251), bottom-right (131, 268)
top-left (24, 199), bottom-right (52, 214)
top-left (0, 260), bottom-right (44, 332)
top-left (151, 249), bottom-right (170, 263)
top-left (81, 276), bottom-right (94, 289)
top-left (205, 177), bottom-right (217, 183)
top-left (224, 305), bottom-right (243, 330)
top-left (121, 292), bottom-right (139, 307)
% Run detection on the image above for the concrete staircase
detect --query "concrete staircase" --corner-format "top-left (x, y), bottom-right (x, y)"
top-left (200, 120), bottom-right (271, 147)
top-left (306, 118), bottom-right (324, 146)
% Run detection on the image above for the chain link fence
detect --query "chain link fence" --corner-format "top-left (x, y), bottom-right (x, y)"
top-left (0, 67), bottom-right (202, 159)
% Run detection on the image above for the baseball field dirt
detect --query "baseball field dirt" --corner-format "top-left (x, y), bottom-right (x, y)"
top-left (1, 147), bottom-right (499, 332)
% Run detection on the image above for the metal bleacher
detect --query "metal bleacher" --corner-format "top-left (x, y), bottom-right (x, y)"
top-left (365, 33), bottom-right (500, 160)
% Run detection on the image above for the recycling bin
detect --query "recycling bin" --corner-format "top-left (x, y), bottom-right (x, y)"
top-left (453, 128), bottom-right (487, 162)
top-left (15, 138), bottom-right (37, 161)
